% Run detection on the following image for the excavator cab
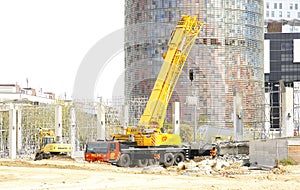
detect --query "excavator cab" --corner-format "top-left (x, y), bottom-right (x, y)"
top-left (41, 136), bottom-right (55, 148)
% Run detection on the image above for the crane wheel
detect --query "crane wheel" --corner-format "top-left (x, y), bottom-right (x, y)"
top-left (163, 153), bottom-right (174, 167)
top-left (117, 154), bottom-right (131, 167)
top-left (136, 159), bottom-right (148, 167)
top-left (174, 153), bottom-right (185, 165)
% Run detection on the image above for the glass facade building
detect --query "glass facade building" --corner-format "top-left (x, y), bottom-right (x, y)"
top-left (265, 33), bottom-right (300, 129)
top-left (265, 33), bottom-right (300, 82)
top-left (125, 0), bottom-right (264, 130)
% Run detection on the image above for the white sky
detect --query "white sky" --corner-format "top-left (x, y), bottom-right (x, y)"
top-left (0, 0), bottom-right (124, 100)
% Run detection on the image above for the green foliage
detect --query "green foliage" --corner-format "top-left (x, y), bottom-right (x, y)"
top-left (279, 157), bottom-right (297, 166)
top-left (198, 114), bottom-right (208, 125)
top-left (180, 124), bottom-right (194, 142)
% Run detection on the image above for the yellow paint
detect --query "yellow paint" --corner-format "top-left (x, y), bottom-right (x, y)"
top-left (114, 15), bottom-right (203, 147)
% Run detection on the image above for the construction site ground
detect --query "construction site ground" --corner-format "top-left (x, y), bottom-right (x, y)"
top-left (0, 158), bottom-right (300, 190)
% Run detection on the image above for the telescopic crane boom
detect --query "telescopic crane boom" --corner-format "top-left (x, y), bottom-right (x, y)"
top-left (114, 15), bottom-right (203, 147)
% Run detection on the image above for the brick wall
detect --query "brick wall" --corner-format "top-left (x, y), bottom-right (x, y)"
top-left (288, 145), bottom-right (300, 163)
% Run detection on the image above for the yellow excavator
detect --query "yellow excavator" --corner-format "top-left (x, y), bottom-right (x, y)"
top-left (34, 128), bottom-right (71, 160)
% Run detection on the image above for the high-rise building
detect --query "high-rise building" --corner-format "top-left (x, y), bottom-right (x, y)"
top-left (263, 1), bottom-right (300, 135)
top-left (125, 0), bottom-right (264, 132)
top-left (264, 0), bottom-right (300, 32)
top-left (265, 33), bottom-right (300, 82)
top-left (264, 31), bottom-right (300, 134)
top-left (265, 0), bottom-right (300, 20)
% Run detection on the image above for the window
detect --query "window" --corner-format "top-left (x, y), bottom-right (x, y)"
top-left (271, 11), bottom-right (275, 17)
top-left (274, 3), bottom-right (277, 9)
top-left (266, 11), bottom-right (269, 17)
top-left (266, 2), bottom-right (269, 9)
top-left (279, 3), bottom-right (282, 9)
top-left (298, 12), bottom-right (300, 18)
top-left (211, 39), bottom-right (217, 45)
top-left (109, 143), bottom-right (116, 151)
top-left (281, 54), bottom-right (293, 61)
top-left (290, 3), bottom-right (293, 10)
top-left (287, 11), bottom-right (291, 18)
top-left (296, 4), bottom-right (298, 10)
top-left (281, 42), bottom-right (292, 50)
top-left (279, 11), bottom-right (282, 17)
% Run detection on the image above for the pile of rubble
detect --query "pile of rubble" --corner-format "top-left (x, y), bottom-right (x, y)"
top-left (176, 158), bottom-right (249, 176)
top-left (271, 165), bottom-right (288, 175)
top-left (142, 157), bottom-right (250, 176)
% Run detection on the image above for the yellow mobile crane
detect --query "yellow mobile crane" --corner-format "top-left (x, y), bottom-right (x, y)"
top-left (85, 15), bottom-right (203, 167)
top-left (114, 15), bottom-right (202, 146)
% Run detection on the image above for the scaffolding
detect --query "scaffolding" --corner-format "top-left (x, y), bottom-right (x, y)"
top-left (294, 82), bottom-right (300, 136)
top-left (264, 82), bottom-right (282, 138)
top-left (0, 96), bottom-right (157, 159)
top-left (262, 81), bottom-right (299, 138)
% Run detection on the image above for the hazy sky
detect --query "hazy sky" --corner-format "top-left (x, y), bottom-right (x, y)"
top-left (0, 0), bottom-right (124, 100)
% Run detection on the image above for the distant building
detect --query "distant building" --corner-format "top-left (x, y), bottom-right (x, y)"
top-left (125, 0), bottom-right (264, 129)
top-left (264, 33), bottom-right (300, 137)
top-left (265, 33), bottom-right (300, 82)
top-left (0, 84), bottom-right (21, 93)
top-left (0, 84), bottom-right (56, 104)
top-left (264, 0), bottom-right (300, 32)
top-left (265, 0), bottom-right (300, 20)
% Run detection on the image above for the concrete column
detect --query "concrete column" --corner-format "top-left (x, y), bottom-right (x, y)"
top-left (0, 113), bottom-right (3, 151)
top-left (123, 104), bottom-right (129, 134)
top-left (172, 102), bottom-right (180, 135)
top-left (234, 92), bottom-right (243, 141)
top-left (9, 108), bottom-right (17, 159)
top-left (17, 109), bottom-right (22, 153)
top-left (264, 92), bottom-right (271, 138)
top-left (282, 87), bottom-right (294, 137)
top-left (55, 105), bottom-right (62, 142)
top-left (70, 107), bottom-right (76, 157)
top-left (97, 103), bottom-right (105, 140)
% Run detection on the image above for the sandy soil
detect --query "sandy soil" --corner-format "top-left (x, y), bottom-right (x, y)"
top-left (0, 158), bottom-right (300, 190)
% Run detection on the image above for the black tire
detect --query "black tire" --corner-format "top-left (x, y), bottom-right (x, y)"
top-left (34, 152), bottom-right (43, 161)
top-left (117, 154), bottom-right (131, 167)
top-left (174, 153), bottom-right (185, 165)
top-left (136, 159), bottom-right (148, 167)
top-left (43, 153), bottom-right (51, 159)
top-left (163, 153), bottom-right (174, 167)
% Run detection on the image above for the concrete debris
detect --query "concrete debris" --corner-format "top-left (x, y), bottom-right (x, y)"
top-left (141, 165), bottom-right (166, 174)
top-left (191, 158), bottom-right (248, 176)
top-left (219, 154), bottom-right (250, 166)
top-left (217, 141), bottom-right (249, 156)
top-left (182, 160), bottom-right (197, 169)
top-left (171, 157), bottom-right (249, 176)
top-left (271, 165), bottom-right (288, 175)
top-left (139, 156), bottom-right (251, 176)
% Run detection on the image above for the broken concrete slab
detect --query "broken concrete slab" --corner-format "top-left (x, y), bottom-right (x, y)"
top-left (249, 137), bottom-right (300, 167)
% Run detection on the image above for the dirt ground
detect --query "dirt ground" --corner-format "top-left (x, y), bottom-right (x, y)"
top-left (0, 158), bottom-right (300, 190)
